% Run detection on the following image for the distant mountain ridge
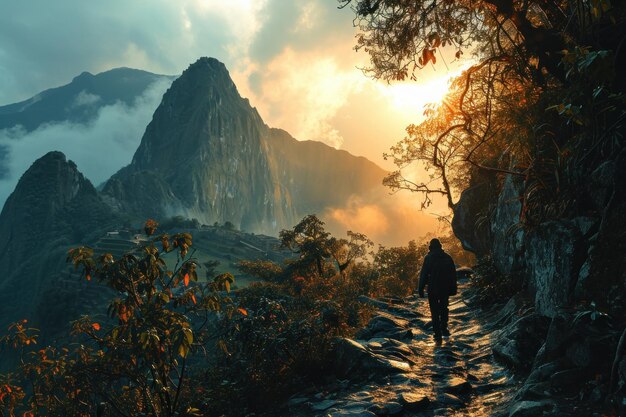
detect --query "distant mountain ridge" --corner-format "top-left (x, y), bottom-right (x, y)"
top-left (0, 67), bottom-right (174, 131)
top-left (103, 57), bottom-right (387, 234)
top-left (0, 67), bottom-right (174, 181)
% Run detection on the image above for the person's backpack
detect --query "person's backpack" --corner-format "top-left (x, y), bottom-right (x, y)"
top-left (448, 257), bottom-right (458, 296)
top-left (431, 252), bottom-right (457, 296)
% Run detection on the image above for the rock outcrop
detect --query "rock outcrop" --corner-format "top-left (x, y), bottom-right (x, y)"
top-left (103, 57), bottom-right (386, 234)
top-left (452, 173), bottom-right (608, 317)
top-left (490, 175), bottom-right (524, 275)
top-left (451, 181), bottom-right (494, 257)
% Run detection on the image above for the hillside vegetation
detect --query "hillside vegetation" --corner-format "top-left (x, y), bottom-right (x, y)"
top-left (0, 216), bottom-right (457, 416)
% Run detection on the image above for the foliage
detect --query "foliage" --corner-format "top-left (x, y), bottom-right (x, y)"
top-left (237, 259), bottom-right (284, 281)
top-left (470, 256), bottom-right (522, 305)
top-left (0, 220), bottom-right (233, 417)
top-left (159, 215), bottom-right (201, 231)
top-left (201, 216), bottom-right (429, 415)
top-left (222, 221), bottom-right (236, 231)
top-left (279, 214), bottom-right (373, 277)
top-left (373, 240), bottom-right (427, 297)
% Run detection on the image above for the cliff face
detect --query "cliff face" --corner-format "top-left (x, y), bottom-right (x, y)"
top-left (453, 157), bottom-right (626, 415)
top-left (0, 151), bottom-right (118, 334)
top-left (452, 158), bottom-right (624, 318)
top-left (103, 58), bottom-right (386, 233)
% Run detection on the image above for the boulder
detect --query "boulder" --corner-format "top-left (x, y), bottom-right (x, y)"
top-left (514, 382), bottom-right (552, 401)
top-left (493, 313), bottom-right (550, 371)
top-left (332, 338), bottom-right (412, 378)
top-left (452, 181), bottom-right (494, 256)
top-left (540, 310), bottom-right (616, 374)
top-left (526, 359), bottom-right (569, 384)
top-left (509, 400), bottom-right (554, 417)
top-left (356, 314), bottom-right (409, 339)
top-left (549, 368), bottom-right (587, 392)
top-left (443, 377), bottom-right (473, 395)
top-left (435, 393), bottom-right (465, 407)
top-left (585, 149), bottom-right (626, 316)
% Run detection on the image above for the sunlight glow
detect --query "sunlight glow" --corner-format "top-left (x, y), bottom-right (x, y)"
top-left (378, 61), bottom-right (475, 120)
top-left (381, 76), bottom-right (451, 115)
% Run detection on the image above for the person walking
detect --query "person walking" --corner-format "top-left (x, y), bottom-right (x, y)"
top-left (418, 238), bottom-right (457, 344)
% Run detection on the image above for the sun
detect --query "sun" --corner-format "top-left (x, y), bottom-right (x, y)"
top-left (381, 76), bottom-right (452, 115)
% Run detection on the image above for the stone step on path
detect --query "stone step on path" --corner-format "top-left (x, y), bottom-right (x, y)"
top-left (286, 282), bottom-right (520, 417)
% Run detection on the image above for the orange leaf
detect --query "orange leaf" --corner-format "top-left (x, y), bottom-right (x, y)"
top-left (191, 293), bottom-right (197, 304)
top-left (86, 274), bottom-right (91, 281)
top-left (237, 307), bottom-right (248, 316)
top-left (184, 273), bottom-right (190, 287)
top-left (92, 323), bottom-right (101, 331)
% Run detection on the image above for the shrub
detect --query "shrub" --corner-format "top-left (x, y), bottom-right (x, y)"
top-left (0, 220), bottom-right (232, 417)
top-left (470, 255), bottom-right (523, 305)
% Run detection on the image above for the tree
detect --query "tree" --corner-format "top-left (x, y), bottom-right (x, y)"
top-left (341, 0), bottom-right (623, 222)
top-left (279, 215), bottom-right (373, 276)
top-left (279, 215), bottom-right (333, 275)
top-left (339, 0), bottom-right (617, 83)
top-left (222, 221), bottom-right (236, 231)
top-left (373, 240), bottom-right (427, 295)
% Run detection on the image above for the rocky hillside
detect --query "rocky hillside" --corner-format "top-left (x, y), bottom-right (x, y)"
top-left (103, 57), bottom-right (386, 234)
top-left (451, 152), bottom-right (626, 413)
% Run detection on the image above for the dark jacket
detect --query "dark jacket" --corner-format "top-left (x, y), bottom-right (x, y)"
top-left (418, 248), bottom-right (457, 296)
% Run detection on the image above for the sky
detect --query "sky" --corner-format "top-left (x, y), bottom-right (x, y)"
top-left (0, 0), bottom-right (467, 244)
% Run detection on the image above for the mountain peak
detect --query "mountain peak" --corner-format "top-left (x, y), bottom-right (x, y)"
top-left (190, 56), bottom-right (229, 71)
top-left (72, 71), bottom-right (94, 82)
top-left (175, 56), bottom-right (241, 99)
top-left (103, 58), bottom-right (386, 234)
top-left (115, 56), bottom-right (262, 174)
top-left (0, 68), bottom-right (172, 131)
top-left (5, 151), bottom-right (93, 213)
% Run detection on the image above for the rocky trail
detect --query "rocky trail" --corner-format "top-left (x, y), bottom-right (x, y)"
top-left (283, 279), bottom-right (525, 417)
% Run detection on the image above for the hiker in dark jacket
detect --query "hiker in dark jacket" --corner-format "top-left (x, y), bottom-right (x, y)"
top-left (418, 238), bottom-right (457, 344)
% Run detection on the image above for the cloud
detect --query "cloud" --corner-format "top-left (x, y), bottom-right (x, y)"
top-left (0, 78), bottom-right (172, 206)
top-left (0, 0), bottom-right (258, 104)
top-left (322, 190), bottom-right (440, 247)
top-left (71, 91), bottom-right (102, 108)
top-left (234, 47), bottom-right (366, 148)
